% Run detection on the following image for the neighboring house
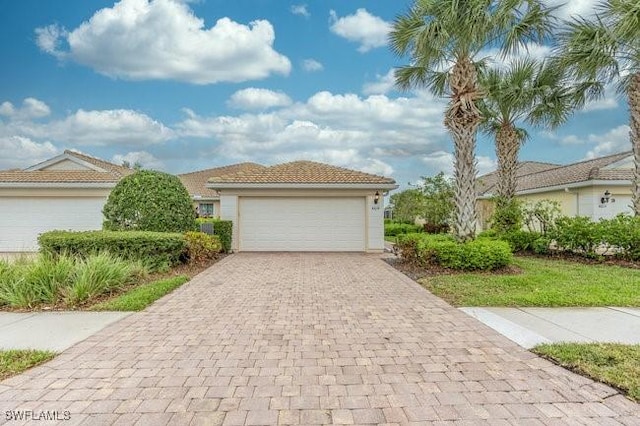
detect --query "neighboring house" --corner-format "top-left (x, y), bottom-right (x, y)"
top-left (0, 150), bottom-right (133, 252)
top-left (177, 163), bottom-right (265, 218)
top-left (208, 161), bottom-right (398, 252)
top-left (477, 151), bottom-right (634, 229)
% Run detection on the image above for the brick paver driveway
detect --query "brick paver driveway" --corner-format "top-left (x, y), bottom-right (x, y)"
top-left (1, 253), bottom-right (638, 425)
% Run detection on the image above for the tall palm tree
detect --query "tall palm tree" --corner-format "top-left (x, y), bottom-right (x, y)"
top-left (479, 59), bottom-right (585, 204)
top-left (389, 0), bottom-right (557, 241)
top-left (556, 0), bottom-right (640, 214)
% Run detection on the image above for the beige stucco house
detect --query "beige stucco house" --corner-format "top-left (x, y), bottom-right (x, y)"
top-left (208, 161), bottom-right (398, 252)
top-left (0, 150), bottom-right (133, 252)
top-left (477, 151), bottom-right (634, 230)
top-left (1, 151), bottom-right (397, 253)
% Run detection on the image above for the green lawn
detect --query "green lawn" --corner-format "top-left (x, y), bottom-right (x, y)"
top-left (90, 275), bottom-right (189, 311)
top-left (533, 343), bottom-right (640, 401)
top-left (384, 236), bottom-right (397, 243)
top-left (0, 350), bottom-right (56, 381)
top-left (419, 257), bottom-right (640, 307)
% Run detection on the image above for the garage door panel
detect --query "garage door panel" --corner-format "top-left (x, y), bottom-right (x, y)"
top-left (0, 197), bottom-right (106, 252)
top-left (239, 197), bottom-right (365, 251)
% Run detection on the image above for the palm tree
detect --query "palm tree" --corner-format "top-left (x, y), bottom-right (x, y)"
top-left (478, 59), bottom-right (584, 205)
top-left (556, 0), bottom-right (640, 214)
top-left (389, 0), bottom-right (557, 241)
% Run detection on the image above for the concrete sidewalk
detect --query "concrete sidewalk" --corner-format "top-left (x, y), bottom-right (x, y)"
top-left (0, 312), bottom-right (130, 351)
top-left (461, 306), bottom-right (640, 349)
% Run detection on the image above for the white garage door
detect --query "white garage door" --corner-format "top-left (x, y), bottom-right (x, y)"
top-left (239, 197), bottom-right (366, 251)
top-left (0, 197), bottom-right (106, 252)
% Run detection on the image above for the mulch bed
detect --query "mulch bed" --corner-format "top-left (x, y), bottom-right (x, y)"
top-left (384, 256), bottom-right (522, 282)
top-left (517, 251), bottom-right (640, 269)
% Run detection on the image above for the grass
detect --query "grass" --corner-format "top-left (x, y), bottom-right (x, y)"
top-left (384, 236), bottom-right (397, 243)
top-left (0, 350), bottom-right (56, 381)
top-left (533, 343), bottom-right (640, 401)
top-left (90, 275), bottom-right (189, 311)
top-left (419, 256), bottom-right (640, 307)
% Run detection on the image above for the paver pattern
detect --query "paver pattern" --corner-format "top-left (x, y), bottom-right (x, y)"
top-left (1, 253), bottom-right (638, 425)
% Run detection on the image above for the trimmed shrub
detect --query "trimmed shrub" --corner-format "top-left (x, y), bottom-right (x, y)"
top-left (39, 230), bottom-right (186, 271)
top-left (196, 218), bottom-right (233, 252)
top-left (384, 222), bottom-right (422, 237)
top-left (103, 170), bottom-right (196, 233)
top-left (550, 216), bottom-right (603, 256)
top-left (184, 232), bottom-right (222, 264)
top-left (599, 215), bottom-right (640, 260)
top-left (396, 233), bottom-right (512, 270)
top-left (500, 230), bottom-right (542, 253)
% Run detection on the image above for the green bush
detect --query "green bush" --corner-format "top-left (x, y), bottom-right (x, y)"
top-left (103, 170), bottom-right (196, 233)
top-left (39, 230), bottom-right (186, 271)
top-left (0, 253), bottom-right (147, 308)
top-left (551, 216), bottom-right (603, 256)
top-left (500, 230), bottom-right (543, 253)
top-left (491, 198), bottom-right (523, 233)
top-left (384, 222), bottom-right (422, 237)
top-left (396, 233), bottom-right (512, 270)
top-left (599, 215), bottom-right (640, 260)
top-left (184, 232), bottom-right (221, 264)
top-left (196, 219), bottom-right (232, 252)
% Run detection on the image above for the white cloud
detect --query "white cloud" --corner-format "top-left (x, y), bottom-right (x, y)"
top-left (421, 151), bottom-right (496, 177)
top-left (481, 42), bottom-right (552, 70)
top-left (112, 151), bottom-right (164, 169)
top-left (0, 98), bottom-right (51, 120)
top-left (548, 0), bottom-right (598, 20)
top-left (585, 125), bottom-right (631, 158)
top-left (582, 84), bottom-right (619, 112)
top-left (302, 59), bottom-right (323, 72)
top-left (363, 69), bottom-right (395, 95)
top-left (228, 88), bottom-right (292, 110)
top-left (0, 136), bottom-right (58, 169)
top-left (36, 0), bottom-right (291, 84)
top-left (177, 90), bottom-right (448, 177)
top-left (329, 8), bottom-right (390, 53)
top-left (290, 4), bottom-right (310, 18)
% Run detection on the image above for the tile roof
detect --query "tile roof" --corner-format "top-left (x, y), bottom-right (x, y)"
top-left (208, 160), bottom-right (396, 185)
top-left (63, 150), bottom-right (135, 177)
top-left (515, 151), bottom-right (632, 192)
top-left (478, 152), bottom-right (633, 195)
top-left (0, 170), bottom-right (123, 183)
top-left (178, 163), bottom-right (266, 198)
top-left (0, 151), bottom-right (133, 184)
top-left (477, 161), bottom-right (560, 195)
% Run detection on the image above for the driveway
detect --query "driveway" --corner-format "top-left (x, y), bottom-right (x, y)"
top-left (0, 253), bottom-right (638, 425)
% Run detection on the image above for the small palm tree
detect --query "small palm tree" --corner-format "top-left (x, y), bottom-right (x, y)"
top-left (390, 0), bottom-right (557, 240)
top-left (556, 0), bottom-right (640, 214)
top-left (479, 59), bottom-right (585, 204)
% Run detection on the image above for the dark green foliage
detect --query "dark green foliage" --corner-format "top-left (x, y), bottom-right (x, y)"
top-left (384, 222), bottom-right (422, 237)
top-left (499, 230), bottom-right (542, 253)
top-left (196, 218), bottom-right (233, 252)
top-left (396, 233), bottom-right (512, 271)
top-left (39, 230), bottom-right (186, 270)
top-left (389, 189), bottom-right (426, 224)
top-left (522, 200), bottom-right (562, 234)
top-left (421, 172), bottom-right (455, 230)
top-left (599, 215), bottom-right (640, 261)
top-left (184, 232), bottom-right (221, 264)
top-left (550, 216), bottom-right (603, 256)
top-left (491, 198), bottom-right (523, 233)
top-left (103, 170), bottom-right (196, 233)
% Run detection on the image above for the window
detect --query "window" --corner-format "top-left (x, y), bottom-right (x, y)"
top-left (198, 203), bottom-right (215, 217)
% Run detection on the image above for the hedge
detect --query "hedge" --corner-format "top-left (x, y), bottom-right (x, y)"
top-left (196, 219), bottom-right (232, 252)
top-left (38, 230), bottom-right (186, 271)
top-left (384, 222), bottom-right (422, 237)
top-left (396, 233), bottom-right (512, 271)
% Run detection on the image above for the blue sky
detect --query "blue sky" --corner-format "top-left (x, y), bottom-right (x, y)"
top-left (0, 0), bottom-right (631, 187)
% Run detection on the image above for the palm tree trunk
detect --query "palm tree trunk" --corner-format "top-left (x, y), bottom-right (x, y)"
top-left (630, 72), bottom-right (640, 216)
top-left (495, 124), bottom-right (520, 202)
top-left (444, 56), bottom-right (481, 241)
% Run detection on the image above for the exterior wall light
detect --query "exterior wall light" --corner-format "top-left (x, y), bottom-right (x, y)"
top-left (374, 191), bottom-right (380, 205)
top-left (601, 190), bottom-right (611, 204)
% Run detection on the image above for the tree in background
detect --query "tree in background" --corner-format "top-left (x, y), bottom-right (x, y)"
top-left (421, 172), bottom-right (454, 233)
top-left (389, 188), bottom-right (426, 224)
top-left (103, 170), bottom-right (196, 233)
top-left (556, 0), bottom-right (640, 214)
top-left (390, 0), bottom-right (556, 240)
